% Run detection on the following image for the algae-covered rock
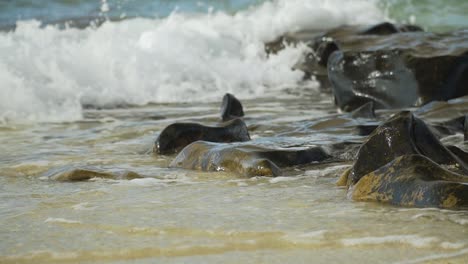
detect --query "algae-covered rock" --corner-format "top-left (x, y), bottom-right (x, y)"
top-left (347, 111), bottom-right (468, 186)
top-left (170, 141), bottom-right (331, 177)
top-left (220, 93), bottom-right (244, 122)
top-left (49, 168), bottom-right (142, 181)
top-left (351, 155), bottom-right (468, 208)
top-left (154, 119), bottom-right (250, 155)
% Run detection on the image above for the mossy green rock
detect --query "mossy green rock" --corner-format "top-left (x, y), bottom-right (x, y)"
top-left (352, 154), bottom-right (468, 208)
top-left (348, 111), bottom-right (468, 186)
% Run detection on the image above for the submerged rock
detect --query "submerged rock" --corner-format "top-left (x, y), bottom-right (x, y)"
top-left (351, 154), bottom-right (468, 208)
top-left (154, 119), bottom-right (250, 155)
top-left (346, 111), bottom-right (468, 186)
top-left (220, 93), bottom-right (245, 121)
top-left (170, 141), bottom-right (331, 177)
top-left (49, 168), bottom-right (142, 181)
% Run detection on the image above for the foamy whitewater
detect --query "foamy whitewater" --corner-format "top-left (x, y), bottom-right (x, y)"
top-left (0, 0), bottom-right (386, 123)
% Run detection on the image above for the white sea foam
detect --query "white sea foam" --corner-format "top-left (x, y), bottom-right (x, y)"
top-left (341, 235), bottom-right (439, 248)
top-left (0, 0), bottom-right (384, 123)
top-left (305, 164), bottom-right (351, 178)
top-left (269, 176), bottom-right (304, 183)
top-left (284, 230), bottom-right (329, 244)
top-left (395, 248), bottom-right (468, 264)
top-left (451, 218), bottom-right (468, 225)
top-left (71, 202), bottom-right (97, 211)
top-left (114, 175), bottom-right (193, 186)
top-left (439, 241), bottom-right (465, 249)
top-left (45, 217), bottom-right (81, 224)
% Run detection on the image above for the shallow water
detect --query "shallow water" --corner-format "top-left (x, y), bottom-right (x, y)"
top-left (1, 0), bottom-right (468, 263)
top-left (1, 95), bottom-right (468, 263)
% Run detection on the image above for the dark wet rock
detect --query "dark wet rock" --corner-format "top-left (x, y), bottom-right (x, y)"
top-left (170, 141), bottom-right (332, 177)
top-left (346, 111), bottom-right (468, 186)
top-left (465, 116), bottom-right (468, 140)
top-left (293, 38), bottom-right (339, 87)
top-left (323, 141), bottom-right (361, 161)
top-left (315, 39), bottom-right (340, 67)
top-left (359, 22), bottom-right (423, 35)
top-left (266, 23), bottom-right (468, 108)
top-left (354, 124), bottom-right (379, 136)
top-left (360, 22), bottom-right (399, 35)
top-left (349, 101), bottom-right (376, 119)
top-left (268, 22), bottom-right (424, 90)
top-left (49, 168), bottom-right (142, 181)
top-left (154, 119), bottom-right (250, 155)
top-left (220, 93), bottom-right (245, 121)
top-left (328, 32), bottom-right (468, 111)
top-left (351, 154), bottom-right (468, 209)
top-left (398, 24), bottom-right (424, 33)
top-left (447, 146), bottom-right (468, 164)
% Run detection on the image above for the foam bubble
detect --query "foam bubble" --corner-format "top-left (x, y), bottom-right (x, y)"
top-left (0, 0), bottom-right (384, 123)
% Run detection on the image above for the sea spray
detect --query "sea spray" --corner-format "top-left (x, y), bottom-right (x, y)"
top-left (0, 0), bottom-right (385, 123)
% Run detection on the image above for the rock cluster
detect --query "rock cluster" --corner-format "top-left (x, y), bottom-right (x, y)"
top-left (151, 22), bottom-right (468, 209)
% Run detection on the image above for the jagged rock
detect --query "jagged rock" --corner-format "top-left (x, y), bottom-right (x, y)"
top-left (351, 154), bottom-right (468, 208)
top-left (170, 141), bottom-right (331, 177)
top-left (154, 119), bottom-right (250, 155)
top-left (346, 111), bottom-right (468, 186)
top-left (220, 93), bottom-right (244, 121)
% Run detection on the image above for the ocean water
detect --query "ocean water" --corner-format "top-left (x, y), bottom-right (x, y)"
top-left (1, 0), bottom-right (468, 123)
top-left (1, 0), bottom-right (468, 263)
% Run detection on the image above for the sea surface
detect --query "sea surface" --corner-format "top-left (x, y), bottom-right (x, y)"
top-left (1, 0), bottom-right (468, 263)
